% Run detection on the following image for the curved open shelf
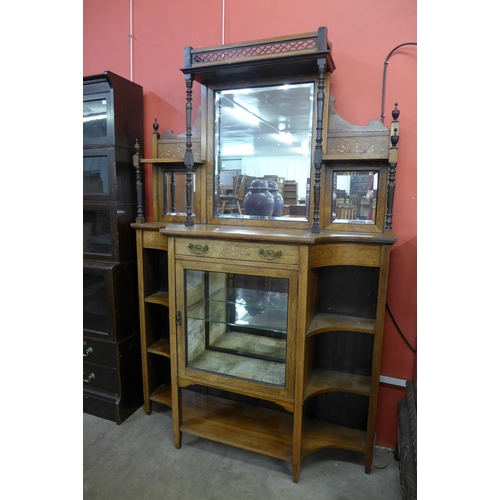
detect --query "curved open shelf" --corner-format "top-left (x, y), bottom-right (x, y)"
top-left (306, 312), bottom-right (376, 336)
top-left (303, 368), bottom-right (371, 402)
top-left (150, 384), bottom-right (172, 407)
top-left (301, 418), bottom-right (366, 459)
top-left (145, 291), bottom-right (170, 307)
top-left (147, 339), bottom-right (171, 358)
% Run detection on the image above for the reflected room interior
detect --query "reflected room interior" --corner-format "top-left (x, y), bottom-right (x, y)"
top-left (214, 83), bottom-right (314, 220)
top-left (332, 171), bottom-right (378, 224)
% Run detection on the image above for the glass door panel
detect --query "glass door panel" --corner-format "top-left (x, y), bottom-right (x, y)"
top-left (83, 154), bottom-right (109, 196)
top-left (184, 269), bottom-right (289, 387)
top-left (83, 271), bottom-right (108, 335)
top-left (83, 208), bottom-right (112, 258)
top-left (83, 97), bottom-right (107, 140)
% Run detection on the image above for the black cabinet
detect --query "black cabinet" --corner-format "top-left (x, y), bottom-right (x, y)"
top-left (83, 71), bottom-right (144, 423)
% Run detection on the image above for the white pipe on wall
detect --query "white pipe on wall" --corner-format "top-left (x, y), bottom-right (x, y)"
top-left (129, 0), bottom-right (133, 81)
top-left (379, 375), bottom-right (407, 387)
top-left (222, 0), bottom-right (225, 44)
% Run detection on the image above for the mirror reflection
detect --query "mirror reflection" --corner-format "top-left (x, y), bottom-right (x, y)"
top-left (332, 171), bottom-right (378, 223)
top-left (83, 98), bottom-right (107, 140)
top-left (161, 170), bottom-right (196, 216)
top-left (214, 83), bottom-right (314, 220)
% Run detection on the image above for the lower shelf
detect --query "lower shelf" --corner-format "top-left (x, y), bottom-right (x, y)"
top-left (177, 389), bottom-right (367, 464)
top-left (180, 389), bottom-right (293, 462)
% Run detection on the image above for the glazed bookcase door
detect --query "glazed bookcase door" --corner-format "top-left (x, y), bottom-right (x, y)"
top-left (175, 259), bottom-right (298, 402)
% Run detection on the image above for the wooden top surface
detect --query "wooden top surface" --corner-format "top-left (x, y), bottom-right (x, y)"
top-left (137, 223), bottom-right (397, 246)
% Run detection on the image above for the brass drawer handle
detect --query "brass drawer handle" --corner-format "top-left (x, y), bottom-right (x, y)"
top-left (83, 347), bottom-right (93, 357)
top-left (188, 243), bottom-right (209, 255)
top-left (259, 248), bottom-right (282, 260)
top-left (83, 373), bottom-right (95, 383)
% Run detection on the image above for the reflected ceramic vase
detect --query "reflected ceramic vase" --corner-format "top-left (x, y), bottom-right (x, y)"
top-left (243, 179), bottom-right (275, 216)
top-left (267, 181), bottom-right (284, 217)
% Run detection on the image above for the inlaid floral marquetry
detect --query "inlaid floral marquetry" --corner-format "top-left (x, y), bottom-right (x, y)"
top-left (325, 135), bottom-right (389, 160)
top-left (157, 141), bottom-right (201, 161)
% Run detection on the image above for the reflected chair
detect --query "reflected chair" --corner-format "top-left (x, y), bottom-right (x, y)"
top-left (220, 174), bottom-right (246, 214)
top-left (336, 204), bottom-right (357, 219)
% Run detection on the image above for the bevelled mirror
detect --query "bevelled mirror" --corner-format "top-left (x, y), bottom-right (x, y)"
top-left (332, 171), bottom-right (378, 224)
top-left (214, 82), bottom-right (314, 221)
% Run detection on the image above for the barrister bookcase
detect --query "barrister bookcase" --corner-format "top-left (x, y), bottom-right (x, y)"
top-left (83, 71), bottom-right (144, 424)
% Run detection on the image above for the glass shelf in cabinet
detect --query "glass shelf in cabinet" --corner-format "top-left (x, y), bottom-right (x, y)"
top-left (186, 298), bottom-right (288, 335)
top-left (206, 287), bottom-right (288, 310)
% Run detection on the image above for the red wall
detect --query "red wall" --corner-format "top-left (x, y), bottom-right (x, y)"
top-left (84, 0), bottom-right (417, 448)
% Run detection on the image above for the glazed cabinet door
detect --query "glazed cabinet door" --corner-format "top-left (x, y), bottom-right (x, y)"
top-left (174, 258), bottom-right (298, 402)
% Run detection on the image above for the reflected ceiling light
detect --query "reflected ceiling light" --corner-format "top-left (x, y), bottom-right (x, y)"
top-left (293, 147), bottom-right (309, 156)
top-left (226, 106), bottom-right (260, 126)
top-left (274, 132), bottom-right (294, 144)
top-left (228, 88), bottom-right (253, 95)
top-left (221, 144), bottom-right (255, 156)
top-left (83, 114), bottom-right (106, 122)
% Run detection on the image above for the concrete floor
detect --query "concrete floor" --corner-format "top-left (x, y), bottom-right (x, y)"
top-left (83, 403), bottom-right (402, 500)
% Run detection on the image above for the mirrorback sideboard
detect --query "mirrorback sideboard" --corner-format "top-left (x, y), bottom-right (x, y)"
top-left (131, 28), bottom-right (401, 482)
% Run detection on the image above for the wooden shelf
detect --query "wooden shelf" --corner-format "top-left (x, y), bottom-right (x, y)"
top-left (147, 339), bottom-right (171, 358)
top-left (150, 384), bottom-right (172, 407)
top-left (141, 158), bottom-right (181, 164)
top-left (306, 312), bottom-right (376, 336)
top-left (302, 417), bottom-right (366, 458)
top-left (303, 368), bottom-right (371, 402)
top-left (180, 390), bottom-right (293, 462)
top-left (140, 158), bottom-right (204, 167)
top-left (145, 291), bottom-right (169, 307)
top-left (179, 389), bottom-right (366, 463)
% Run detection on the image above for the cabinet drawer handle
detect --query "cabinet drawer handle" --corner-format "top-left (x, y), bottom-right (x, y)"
top-left (83, 373), bottom-right (95, 383)
top-left (188, 243), bottom-right (209, 254)
top-left (83, 347), bottom-right (93, 357)
top-left (259, 248), bottom-right (282, 260)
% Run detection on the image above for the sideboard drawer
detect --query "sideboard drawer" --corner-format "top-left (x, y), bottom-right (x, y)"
top-left (175, 238), bottom-right (299, 266)
top-left (143, 230), bottom-right (168, 250)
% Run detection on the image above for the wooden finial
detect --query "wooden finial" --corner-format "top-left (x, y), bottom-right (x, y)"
top-left (385, 104), bottom-right (400, 231)
top-left (153, 118), bottom-right (160, 138)
top-left (392, 103), bottom-right (400, 121)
